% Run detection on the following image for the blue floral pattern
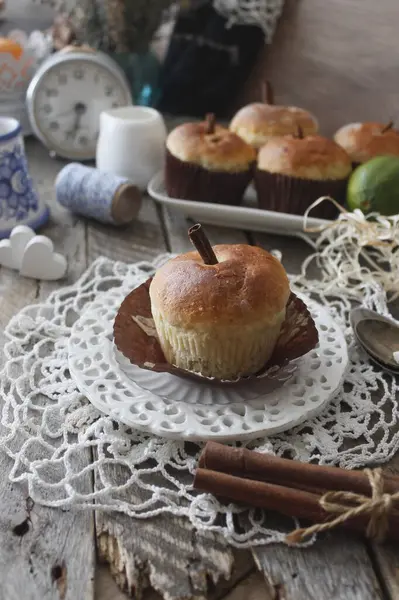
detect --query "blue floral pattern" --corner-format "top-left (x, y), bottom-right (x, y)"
top-left (0, 142), bottom-right (38, 222)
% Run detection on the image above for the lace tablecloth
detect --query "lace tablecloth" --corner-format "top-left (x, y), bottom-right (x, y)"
top-left (0, 255), bottom-right (397, 547)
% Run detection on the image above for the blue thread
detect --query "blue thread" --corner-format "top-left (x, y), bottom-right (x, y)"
top-left (56, 163), bottom-right (134, 225)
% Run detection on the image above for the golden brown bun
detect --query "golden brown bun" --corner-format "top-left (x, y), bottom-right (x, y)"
top-left (333, 122), bottom-right (399, 163)
top-left (149, 244), bottom-right (290, 328)
top-left (230, 104), bottom-right (318, 149)
top-left (166, 122), bottom-right (256, 173)
top-left (257, 135), bottom-right (352, 180)
top-left (150, 244), bottom-right (290, 378)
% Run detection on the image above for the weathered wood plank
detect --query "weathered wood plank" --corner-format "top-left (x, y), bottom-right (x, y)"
top-left (96, 565), bottom-right (130, 600)
top-left (0, 450), bottom-right (95, 600)
top-left (96, 497), bottom-right (251, 600)
top-left (26, 141), bottom-right (87, 293)
top-left (0, 298), bottom-right (95, 600)
top-left (88, 198), bottom-right (166, 264)
top-left (221, 571), bottom-right (274, 600)
top-left (0, 268), bottom-right (38, 327)
top-left (160, 207), bottom-right (192, 253)
top-left (161, 205), bottom-right (249, 254)
top-left (0, 140), bottom-right (96, 600)
top-left (209, 553), bottom-right (255, 600)
top-left (252, 533), bottom-right (383, 600)
top-left (370, 541), bottom-right (399, 600)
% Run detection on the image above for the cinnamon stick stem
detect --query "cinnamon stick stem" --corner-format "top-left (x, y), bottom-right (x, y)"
top-left (261, 80), bottom-right (274, 105)
top-left (205, 113), bottom-right (216, 134)
top-left (381, 120), bottom-right (394, 133)
top-left (188, 224), bottom-right (218, 265)
top-left (199, 442), bottom-right (399, 497)
top-left (194, 468), bottom-right (399, 543)
top-left (296, 125), bottom-right (304, 139)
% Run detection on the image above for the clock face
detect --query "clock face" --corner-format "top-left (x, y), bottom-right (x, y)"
top-left (30, 56), bottom-right (131, 160)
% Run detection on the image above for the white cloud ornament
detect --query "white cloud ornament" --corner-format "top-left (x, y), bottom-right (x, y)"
top-left (0, 225), bottom-right (67, 281)
top-left (20, 236), bottom-right (67, 281)
top-left (0, 225), bottom-right (35, 270)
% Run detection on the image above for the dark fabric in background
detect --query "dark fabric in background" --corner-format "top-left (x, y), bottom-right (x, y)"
top-left (156, 2), bottom-right (264, 118)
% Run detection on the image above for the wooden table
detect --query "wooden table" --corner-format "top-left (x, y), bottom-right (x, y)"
top-left (0, 138), bottom-right (398, 600)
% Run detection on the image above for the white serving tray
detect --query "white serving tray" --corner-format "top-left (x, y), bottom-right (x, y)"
top-left (148, 171), bottom-right (329, 238)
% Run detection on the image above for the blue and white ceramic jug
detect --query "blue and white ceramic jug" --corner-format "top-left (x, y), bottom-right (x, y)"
top-left (0, 117), bottom-right (48, 239)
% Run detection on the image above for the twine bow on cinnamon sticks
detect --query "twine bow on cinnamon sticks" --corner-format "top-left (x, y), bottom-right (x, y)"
top-left (287, 467), bottom-right (399, 544)
top-left (194, 442), bottom-right (399, 544)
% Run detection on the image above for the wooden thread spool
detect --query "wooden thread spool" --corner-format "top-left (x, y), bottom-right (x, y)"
top-left (55, 163), bottom-right (142, 226)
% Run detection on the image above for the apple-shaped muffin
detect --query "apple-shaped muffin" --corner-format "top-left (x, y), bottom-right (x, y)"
top-left (333, 121), bottom-right (399, 166)
top-left (255, 133), bottom-right (352, 219)
top-left (230, 105), bottom-right (318, 150)
top-left (149, 237), bottom-right (290, 380)
top-left (230, 82), bottom-right (318, 150)
top-left (165, 114), bottom-right (256, 205)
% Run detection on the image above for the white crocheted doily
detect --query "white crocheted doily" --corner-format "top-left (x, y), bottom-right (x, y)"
top-left (34, 0), bottom-right (285, 41)
top-left (213, 0), bottom-right (285, 39)
top-left (0, 255), bottom-right (398, 547)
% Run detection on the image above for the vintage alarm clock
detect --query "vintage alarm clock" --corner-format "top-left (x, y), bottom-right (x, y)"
top-left (26, 46), bottom-right (132, 160)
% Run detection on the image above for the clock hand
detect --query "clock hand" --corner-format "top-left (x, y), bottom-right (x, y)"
top-left (65, 102), bottom-right (87, 140)
top-left (66, 114), bottom-right (80, 139)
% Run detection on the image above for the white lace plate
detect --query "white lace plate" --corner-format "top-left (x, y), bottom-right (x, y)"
top-left (68, 289), bottom-right (348, 441)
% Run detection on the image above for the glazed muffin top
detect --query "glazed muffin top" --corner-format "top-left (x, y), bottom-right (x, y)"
top-left (257, 134), bottom-right (352, 180)
top-left (333, 121), bottom-right (399, 164)
top-left (166, 118), bottom-right (256, 173)
top-left (230, 104), bottom-right (319, 150)
top-left (149, 244), bottom-right (290, 327)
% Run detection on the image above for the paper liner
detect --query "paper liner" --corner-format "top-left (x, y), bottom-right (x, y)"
top-left (165, 148), bottom-right (254, 205)
top-left (113, 278), bottom-right (319, 386)
top-left (254, 169), bottom-right (349, 219)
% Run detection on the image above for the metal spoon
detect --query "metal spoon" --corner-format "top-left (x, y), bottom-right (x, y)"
top-left (350, 308), bottom-right (399, 374)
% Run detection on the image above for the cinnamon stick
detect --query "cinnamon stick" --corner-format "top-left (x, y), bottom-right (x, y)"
top-left (194, 468), bottom-right (399, 543)
top-left (188, 224), bottom-right (218, 265)
top-left (381, 120), bottom-right (394, 133)
top-left (261, 80), bottom-right (274, 105)
top-left (205, 113), bottom-right (216, 134)
top-left (295, 125), bottom-right (304, 139)
top-left (199, 442), bottom-right (399, 497)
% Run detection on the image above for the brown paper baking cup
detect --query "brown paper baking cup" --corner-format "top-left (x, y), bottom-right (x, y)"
top-left (165, 148), bottom-right (254, 205)
top-left (254, 169), bottom-right (349, 219)
top-left (113, 278), bottom-right (319, 386)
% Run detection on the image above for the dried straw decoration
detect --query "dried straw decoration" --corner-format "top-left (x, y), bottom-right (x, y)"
top-left (295, 197), bottom-right (399, 305)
